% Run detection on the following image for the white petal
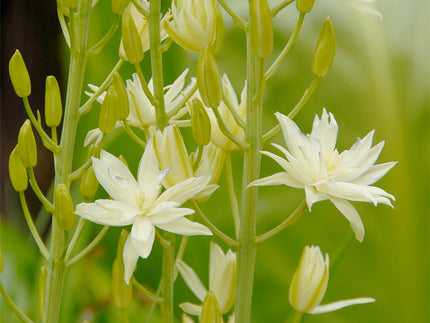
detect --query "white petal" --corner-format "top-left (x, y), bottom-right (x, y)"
top-left (329, 197), bottom-right (365, 242)
top-left (156, 176), bottom-right (211, 206)
top-left (123, 236), bottom-right (140, 284)
top-left (76, 200), bottom-right (137, 226)
top-left (149, 206), bottom-right (195, 224)
top-left (353, 162), bottom-right (397, 185)
top-left (310, 109), bottom-right (338, 153)
top-left (130, 217), bottom-right (155, 258)
top-left (156, 217), bottom-right (212, 236)
top-left (179, 302), bottom-right (202, 316)
top-left (304, 185), bottom-right (327, 210)
top-left (176, 259), bottom-right (207, 301)
top-left (248, 172), bottom-right (303, 189)
top-left (164, 69), bottom-right (188, 106)
top-left (275, 112), bottom-right (310, 158)
top-left (309, 297), bottom-right (376, 314)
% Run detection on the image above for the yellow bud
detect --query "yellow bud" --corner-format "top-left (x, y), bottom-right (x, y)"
top-left (54, 184), bottom-right (75, 231)
top-left (312, 18), bottom-right (336, 78)
top-left (112, 0), bottom-right (130, 15)
top-left (197, 49), bottom-right (222, 108)
top-left (121, 6), bottom-right (144, 64)
top-left (44, 76), bottom-right (63, 127)
top-left (99, 86), bottom-right (119, 133)
top-left (9, 147), bottom-right (28, 192)
top-left (38, 266), bottom-right (47, 320)
top-left (250, 0), bottom-right (273, 58)
top-left (296, 0), bottom-right (315, 14)
top-left (17, 120), bottom-right (37, 168)
top-left (9, 50), bottom-right (31, 98)
top-left (113, 230), bottom-right (133, 308)
top-left (190, 99), bottom-right (211, 146)
top-left (210, 8), bottom-right (224, 55)
top-left (112, 73), bottom-right (130, 120)
top-left (80, 166), bottom-right (99, 198)
top-left (200, 291), bottom-right (222, 323)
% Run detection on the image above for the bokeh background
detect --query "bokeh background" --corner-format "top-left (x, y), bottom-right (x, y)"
top-left (1, 0), bottom-right (428, 322)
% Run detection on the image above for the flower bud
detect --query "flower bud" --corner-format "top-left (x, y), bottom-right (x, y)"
top-left (113, 230), bottom-right (133, 308)
top-left (296, 0), bottom-right (315, 14)
top-left (121, 6), bottom-right (144, 64)
top-left (111, 72), bottom-right (130, 120)
top-left (250, 0), bottom-right (273, 58)
top-left (200, 291), bottom-right (222, 323)
top-left (99, 85), bottom-right (119, 133)
top-left (38, 266), bottom-right (47, 320)
top-left (17, 120), bottom-right (37, 168)
top-left (197, 49), bottom-right (222, 108)
top-left (9, 50), bottom-right (31, 98)
top-left (312, 18), bottom-right (336, 78)
top-left (62, 0), bottom-right (78, 9)
top-left (289, 246), bottom-right (329, 313)
top-left (190, 99), bottom-right (211, 146)
top-left (44, 76), bottom-right (63, 127)
top-left (54, 184), bottom-right (75, 231)
top-left (9, 147), bottom-right (28, 192)
top-left (210, 8), bottom-right (224, 55)
top-left (80, 166), bottom-right (99, 198)
top-left (112, 0), bottom-right (130, 15)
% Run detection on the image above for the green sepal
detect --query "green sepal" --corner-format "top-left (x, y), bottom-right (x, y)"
top-left (200, 291), bottom-right (222, 323)
top-left (121, 6), bottom-right (144, 64)
top-left (197, 49), bottom-right (222, 109)
top-left (190, 99), bottom-right (211, 146)
top-left (99, 85), bottom-right (119, 133)
top-left (112, 72), bottom-right (130, 120)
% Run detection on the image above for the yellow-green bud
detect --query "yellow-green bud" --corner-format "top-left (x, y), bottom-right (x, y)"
top-left (210, 8), bottom-right (224, 55)
top-left (113, 230), bottom-right (133, 308)
top-left (190, 99), bottom-right (211, 146)
top-left (38, 266), bottom-right (47, 320)
top-left (200, 291), bottom-right (222, 323)
top-left (197, 49), bottom-right (222, 108)
top-left (62, 0), bottom-right (78, 9)
top-left (80, 166), bottom-right (99, 198)
top-left (296, 0), bottom-right (315, 14)
top-left (112, 73), bottom-right (130, 120)
top-left (9, 147), bottom-right (28, 192)
top-left (312, 18), bottom-right (336, 78)
top-left (17, 120), bottom-right (37, 168)
top-left (9, 50), bottom-right (31, 98)
top-left (44, 76), bottom-right (63, 127)
top-left (54, 184), bottom-right (75, 231)
top-left (250, 0), bottom-right (273, 59)
top-left (112, 0), bottom-right (130, 15)
top-left (99, 86), bottom-right (119, 133)
top-left (121, 6), bottom-right (144, 64)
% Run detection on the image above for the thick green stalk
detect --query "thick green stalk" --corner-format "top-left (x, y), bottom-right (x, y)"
top-left (43, 1), bottom-right (92, 322)
top-left (160, 233), bottom-right (175, 323)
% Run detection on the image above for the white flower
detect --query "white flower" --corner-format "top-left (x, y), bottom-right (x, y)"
top-left (250, 109), bottom-right (396, 241)
top-left (290, 246), bottom-right (375, 314)
top-left (343, 0), bottom-right (383, 21)
top-left (177, 242), bottom-right (236, 316)
top-left (75, 143), bottom-right (212, 283)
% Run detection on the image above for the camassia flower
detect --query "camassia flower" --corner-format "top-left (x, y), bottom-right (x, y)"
top-left (250, 109), bottom-right (396, 241)
top-left (75, 143), bottom-right (212, 283)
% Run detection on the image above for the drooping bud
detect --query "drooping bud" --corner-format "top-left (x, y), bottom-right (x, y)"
top-left (296, 0), bottom-right (315, 14)
top-left (17, 120), bottom-right (37, 168)
top-left (250, 0), bottom-right (273, 58)
top-left (197, 49), bottom-right (222, 108)
top-left (38, 266), bottom-right (47, 320)
top-left (9, 50), bottom-right (31, 98)
top-left (200, 291), bottom-right (222, 323)
top-left (44, 76), bottom-right (63, 127)
top-left (111, 72), bottom-right (130, 120)
top-left (99, 85), bottom-right (119, 133)
top-left (312, 18), bottom-right (336, 78)
top-left (190, 99), bottom-right (211, 146)
top-left (54, 184), bottom-right (75, 231)
top-left (113, 230), bottom-right (133, 308)
top-left (9, 147), bottom-right (28, 192)
top-left (112, 0), bottom-right (130, 15)
top-left (121, 6), bottom-right (144, 64)
top-left (79, 166), bottom-right (99, 198)
top-left (210, 8), bottom-right (224, 55)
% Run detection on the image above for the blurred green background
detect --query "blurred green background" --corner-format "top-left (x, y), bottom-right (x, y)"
top-left (1, 0), bottom-right (428, 322)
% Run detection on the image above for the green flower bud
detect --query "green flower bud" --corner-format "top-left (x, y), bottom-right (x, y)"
top-left (9, 50), bottom-right (31, 98)
top-left (44, 76), bottom-right (63, 127)
top-left (112, 0), bottom-right (130, 15)
top-left (197, 49), bottom-right (222, 108)
top-left (113, 230), bottom-right (133, 308)
top-left (296, 0), bottom-right (315, 14)
top-left (312, 18), bottom-right (336, 78)
top-left (190, 99), bottom-right (211, 146)
top-left (38, 266), bottom-right (47, 320)
top-left (210, 8), bottom-right (224, 55)
top-left (62, 0), bottom-right (78, 9)
top-left (200, 291), bottom-right (222, 323)
top-left (99, 86), bottom-right (119, 133)
top-left (79, 166), bottom-right (99, 198)
top-left (54, 184), bottom-right (75, 231)
top-left (9, 147), bottom-right (28, 192)
top-left (111, 72), bottom-right (130, 120)
top-left (250, 0), bottom-right (273, 58)
top-left (17, 120), bottom-right (37, 168)
top-left (121, 6), bottom-right (144, 64)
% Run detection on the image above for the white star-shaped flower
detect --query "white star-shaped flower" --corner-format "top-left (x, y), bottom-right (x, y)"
top-left (250, 109), bottom-right (396, 241)
top-left (76, 142), bottom-right (212, 283)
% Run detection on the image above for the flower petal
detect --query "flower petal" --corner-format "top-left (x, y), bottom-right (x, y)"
top-left (149, 206), bottom-right (195, 225)
top-left (156, 176), bottom-right (211, 206)
top-left (248, 172), bottom-right (303, 189)
top-left (156, 217), bottom-right (212, 236)
top-left (329, 197), bottom-right (365, 242)
top-left (179, 302), bottom-right (203, 316)
top-left (353, 161), bottom-right (397, 186)
top-left (275, 112), bottom-right (310, 158)
top-left (130, 217), bottom-right (155, 258)
top-left (176, 259), bottom-right (207, 301)
top-left (76, 200), bottom-right (137, 226)
top-left (123, 235), bottom-right (139, 284)
top-left (309, 297), bottom-right (376, 314)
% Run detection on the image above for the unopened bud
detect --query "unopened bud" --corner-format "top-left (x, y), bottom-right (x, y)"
top-left (190, 99), bottom-right (211, 146)
top-left (200, 291), bottom-right (222, 323)
top-left (99, 86), bottom-right (119, 133)
top-left (312, 18), bottom-right (336, 78)
top-left (17, 120), bottom-right (37, 168)
top-left (210, 9), bottom-right (224, 55)
top-left (113, 230), bottom-right (133, 308)
top-left (38, 266), bottom-right (47, 320)
top-left (9, 147), bottom-right (28, 192)
top-left (121, 6), bottom-right (144, 64)
top-left (112, 73), bottom-right (130, 120)
top-left (112, 0), bottom-right (130, 15)
top-left (62, 0), bottom-right (78, 9)
top-left (54, 184), bottom-right (75, 231)
top-left (197, 49), bottom-right (222, 108)
top-left (9, 50), bottom-right (31, 98)
top-left (296, 0), bottom-right (315, 14)
top-left (80, 166), bottom-right (99, 198)
top-left (250, 0), bottom-right (273, 58)
top-left (45, 76), bottom-right (63, 127)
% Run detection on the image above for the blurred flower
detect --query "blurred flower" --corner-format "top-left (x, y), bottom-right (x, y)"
top-left (75, 143), bottom-right (212, 283)
top-left (343, 0), bottom-right (383, 21)
top-left (250, 109), bottom-right (396, 241)
top-left (290, 246), bottom-right (375, 314)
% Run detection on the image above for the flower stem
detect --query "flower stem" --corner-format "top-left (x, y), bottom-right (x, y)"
top-left (293, 311), bottom-right (304, 323)
top-left (225, 153), bottom-right (240, 239)
top-left (0, 280), bottom-right (35, 323)
top-left (161, 232), bottom-right (174, 323)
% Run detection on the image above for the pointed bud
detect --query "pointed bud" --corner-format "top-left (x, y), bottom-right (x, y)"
top-left (44, 76), bottom-right (63, 127)
top-left (113, 230), bottom-right (133, 308)
top-left (9, 50), bottom-right (31, 98)
top-left (17, 120), bottom-right (37, 168)
top-left (200, 291), bottom-right (222, 323)
top-left (296, 0), bottom-right (315, 13)
top-left (210, 9), bottom-right (224, 55)
top-left (197, 49), bottom-right (222, 108)
top-left (121, 6), bottom-right (144, 64)
top-left (80, 166), bottom-right (99, 198)
top-left (99, 85), bottom-right (119, 133)
top-left (312, 18), bottom-right (336, 78)
top-left (112, 73), bottom-right (130, 120)
top-left (54, 184), bottom-right (75, 231)
top-left (9, 147), bottom-right (28, 192)
top-left (112, 0), bottom-right (130, 15)
top-left (250, 0), bottom-right (273, 58)
top-left (38, 266), bottom-right (47, 320)
top-left (190, 99), bottom-right (211, 146)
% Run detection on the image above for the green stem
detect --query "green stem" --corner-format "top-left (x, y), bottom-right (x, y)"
top-left (122, 121), bottom-right (147, 148)
top-left (120, 309), bottom-right (130, 323)
top-left (87, 15), bottom-right (120, 56)
top-left (225, 153), bottom-right (240, 239)
top-left (160, 232), bottom-right (174, 323)
top-left (44, 1), bottom-right (92, 322)
top-left (28, 168), bottom-right (54, 212)
top-left (0, 280), bottom-right (35, 323)
top-left (167, 81), bottom-right (198, 119)
top-left (218, 0), bottom-right (248, 30)
top-left (193, 145), bottom-right (204, 170)
top-left (64, 217), bottom-right (86, 261)
top-left (270, 0), bottom-right (294, 17)
top-left (212, 107), bottom-right (249, 149)
top-left (131, 277), bottom-right (163, 303)
top-left (131, 0), bottom-right (149, 17)
top-left (223, 92), bottom-right (246, 129)
top-left (68, 158), bottom-right (92, 182)
top-left (293, 311), bottom-right (304, 323)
